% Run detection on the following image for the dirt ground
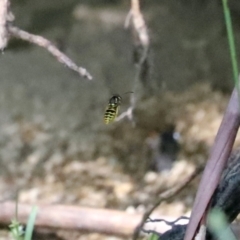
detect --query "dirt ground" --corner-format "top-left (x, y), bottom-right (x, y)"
top-left (0, 83), bottom-right (238, 240)
top-left (1, 1), bottom-right (240, 239)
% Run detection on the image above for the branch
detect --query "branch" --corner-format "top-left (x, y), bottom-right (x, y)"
top-left (116, 106), bottom-right (133, 122)
top-left (132, 165), bottom-right (203, 240)
top-left (0, 202), bottom-right (182, 237)
top-left (0, 0), bottom-right (92, 79)
top-left (8, 26), bottom-right (92, 80)
top-left (184, 88), bottom-right (240, 240)
top-left (0, 202), bottom-right (141, 237)
top-left (118, 0), bottom-right (150, 123)
top-left (129, 0), bottom-right (149, 50)
top-left (0, 0), bottom-right (9, 50)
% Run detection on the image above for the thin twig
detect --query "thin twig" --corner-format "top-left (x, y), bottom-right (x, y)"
top-left (118, 0), bottom-right (150, 124)
top-left (131, 0), bottom-right (149, 50)
top-left (146, 216), bottom-right (189, 225)
top-left (7, 25), bottom-right (92, 80)
top-left (132, 165), bottom-right (203, 240)
top-left (116, 106), bottom-right (133, 122)
top-left (0, 0), bottom-right (9, 50)
top-left (124, 10), bottom-right (132, 29)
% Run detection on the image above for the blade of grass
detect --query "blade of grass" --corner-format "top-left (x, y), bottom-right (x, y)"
top-left (208, 208), bottom-right (237, 240)
top-left (9, 196), bottom-right (24, 240)
top-left (14, 197), bottom-right (21, 239)
top-left (148, 233), bottom-right (159, 240)
top-left (222, 0), bottom-right (240, 99)
top-left (24, 206), bottom-right (38, 240)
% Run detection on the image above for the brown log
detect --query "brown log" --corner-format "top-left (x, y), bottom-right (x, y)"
top-left (0, 202), bottom-right (143, 237)
top-left (0, 202), bottom-right (240, 239)
top-left (0, 202), bottom-right (187, 236)
top-left (0, 202), bottom-right (193, 237)
top-left (0, 202), bottom-right (189, 236)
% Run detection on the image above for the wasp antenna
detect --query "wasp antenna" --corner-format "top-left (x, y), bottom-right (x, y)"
top-left (124, 91), bottom-right (134, 94)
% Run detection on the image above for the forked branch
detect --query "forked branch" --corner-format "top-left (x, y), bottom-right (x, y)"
top-left (8, 26), bottom-right (92, 80)
top-left (0, 0), bottom-right (92, 80)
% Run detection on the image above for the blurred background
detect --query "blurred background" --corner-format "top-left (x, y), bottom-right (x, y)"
top-left (1, 0), bottom-right (240, 239)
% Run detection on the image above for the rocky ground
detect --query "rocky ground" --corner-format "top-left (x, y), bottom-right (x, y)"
top-left (0, 84), bottom-right (238, 240)
top-left (1, 1), bottom-right (240, 239)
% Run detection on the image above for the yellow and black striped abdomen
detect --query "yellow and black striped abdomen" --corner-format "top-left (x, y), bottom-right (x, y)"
top-left (104, 104), bottom-right (119, 124)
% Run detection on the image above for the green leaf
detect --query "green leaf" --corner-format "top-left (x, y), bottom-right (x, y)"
top-left (208, 208), bottom-right (236, 240)
top-left (148, 233), bottom-right (159, 240)
top-left (24, 206), bottom-right (38, 240)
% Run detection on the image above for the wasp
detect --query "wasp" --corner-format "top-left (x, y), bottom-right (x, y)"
top-left (104, 94), bottom-right (122, 124)
top-left (104, 92), bottom-right (133, 124)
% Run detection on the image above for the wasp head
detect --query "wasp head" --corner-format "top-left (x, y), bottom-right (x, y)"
top-left (109, 94), bottom-right (122, 105)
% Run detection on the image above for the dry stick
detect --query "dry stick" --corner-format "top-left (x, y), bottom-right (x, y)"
top-left (1, 202), bottom-right (240, 238)
top-left (0, 0), bottom-right (9, 50)
top-left (0, 202), bottom-right (142, 237)
top-left (184, 88), bottom-right (240, 240)
top-left (7, 25), bottom-right (92, 80)
top-left (130, 0), bottom-right (149, 61)
top-left (132, 165), bottom-right (204, 240)
top-left (116, 0), bottom-right (149, 123)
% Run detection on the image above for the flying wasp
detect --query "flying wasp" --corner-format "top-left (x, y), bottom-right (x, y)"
top-left (104, 92), bottom-right (133, 124)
